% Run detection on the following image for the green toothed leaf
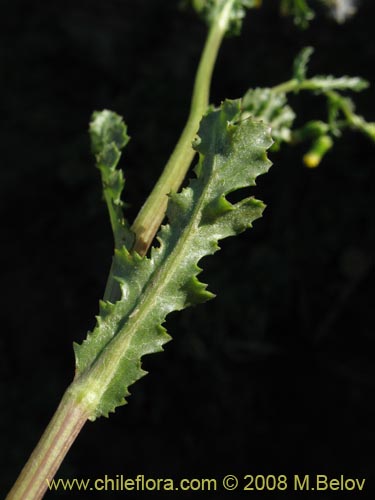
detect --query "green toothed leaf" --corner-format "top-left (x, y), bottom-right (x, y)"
top-left (90, 109), bottom-right (129, 156)
top-left (291, 46), bottom-right (368, 93)
top-left (73, 100), bottom-right (272, 419)
top-left (90, 110), bottom-right (134, 250)
top-left (301, 75), bottom-right (369, 93)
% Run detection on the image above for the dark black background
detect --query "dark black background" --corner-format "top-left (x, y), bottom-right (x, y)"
top-left (1, 1), bottom-right (374, 498)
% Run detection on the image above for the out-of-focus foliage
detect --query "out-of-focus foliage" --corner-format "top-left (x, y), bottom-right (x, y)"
top-left (240, 47), bottom-right (373, 166)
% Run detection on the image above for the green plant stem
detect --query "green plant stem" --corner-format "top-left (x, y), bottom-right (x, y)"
top-left (272, 80), bottom-right (375, 142)
top-left (7, 3), bottom-right (240, 495)
top-left (102, 195), bottom-right (129, 303)
top-left (6, 389), bottom-right (89, 500)
top-left (326, 90), bottom-right (361, 126)
top-left (103, 190), bottom-right (125, 250)
top-left (130, 0), bottom-right (236, 256)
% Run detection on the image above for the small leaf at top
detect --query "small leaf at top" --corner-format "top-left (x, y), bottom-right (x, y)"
top-left (89, 110), bottom-right (133, 251)
top-left (90, 110), bottom-right (129, 156)
top-left (293, 46), bottom-right (314, 82)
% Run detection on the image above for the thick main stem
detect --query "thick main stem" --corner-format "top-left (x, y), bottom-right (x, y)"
top-left (6, 388), bottom-right (89, 500)
top-left (130, 0), bottom-right (235, 256)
